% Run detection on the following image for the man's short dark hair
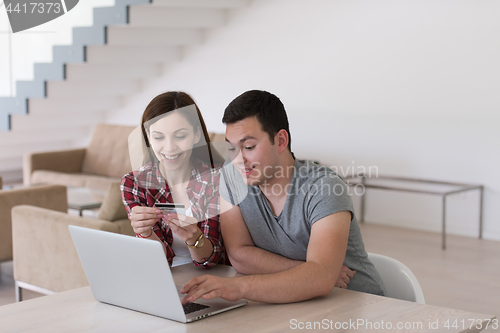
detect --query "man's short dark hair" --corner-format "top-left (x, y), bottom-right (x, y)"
top-left (222, 90), bottom-right (292, 153)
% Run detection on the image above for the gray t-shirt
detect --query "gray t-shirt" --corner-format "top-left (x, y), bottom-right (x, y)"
top-left (220, 159), bottom-right (385, 296)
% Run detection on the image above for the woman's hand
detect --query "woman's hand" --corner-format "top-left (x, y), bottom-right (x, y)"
top-left (164, 213), bottom-right (201, 245)
top-left (129, 206), bottom-right (163, 236)
top-left (165, 213), bottom-right (215, 263)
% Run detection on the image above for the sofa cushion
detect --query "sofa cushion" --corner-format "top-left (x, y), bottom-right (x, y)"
top-left (31, 170), bottom-right (120, 191)
top-left (97, 182), bottom-right (128, 222)
top-left (112, 219), bottom-right (135, 236)
top-left (82, 124), bottom-right (135, 179)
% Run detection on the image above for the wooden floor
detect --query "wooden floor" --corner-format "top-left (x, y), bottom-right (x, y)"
top-left (1, 222), bottom-right (499, 330)
top-left (359, 223), bottom-right (499, 314)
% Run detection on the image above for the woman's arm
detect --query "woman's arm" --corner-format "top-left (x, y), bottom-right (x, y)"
top-left (121, 173), bottom-right (174, 265)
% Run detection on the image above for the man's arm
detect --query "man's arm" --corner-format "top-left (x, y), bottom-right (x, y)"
top-left (219, 197), bottom-right (302, 274)
top-left (181, 210), bottom-right (351, 304)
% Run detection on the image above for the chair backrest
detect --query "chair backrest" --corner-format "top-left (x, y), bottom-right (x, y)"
top-left (82, 124), bottom-right (136, 178)
top-left (368, 253), bottom-right (425, 304)
top-left (0, 185), bottom-right (68, 263)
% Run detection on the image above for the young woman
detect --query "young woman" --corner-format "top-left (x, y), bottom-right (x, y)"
top-left (121, 91), bottom-right (226, 267)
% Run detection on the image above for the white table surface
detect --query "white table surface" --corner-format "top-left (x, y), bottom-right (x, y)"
top-left (0, 264), bottom-right (496, 333)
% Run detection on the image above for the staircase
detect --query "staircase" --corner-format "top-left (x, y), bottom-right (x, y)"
top-left (0, 0), bottom-right (249, 182)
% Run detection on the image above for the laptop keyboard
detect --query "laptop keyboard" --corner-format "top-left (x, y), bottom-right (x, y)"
top-left (183, 302), bottom-right (210, 314)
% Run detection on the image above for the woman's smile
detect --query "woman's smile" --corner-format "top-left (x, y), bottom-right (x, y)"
top-left (162, 152), bottom-right (183, 162)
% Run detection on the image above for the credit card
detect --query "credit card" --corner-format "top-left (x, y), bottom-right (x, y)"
top-left (155, 203), bottom-right (186, 216)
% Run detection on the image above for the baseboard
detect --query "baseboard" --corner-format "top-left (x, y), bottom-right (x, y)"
top-left (363, 217), bottom-right (500, 241)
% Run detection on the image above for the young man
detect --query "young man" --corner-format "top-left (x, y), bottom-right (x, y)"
top-left (181, 90), bottom-right (385, 304)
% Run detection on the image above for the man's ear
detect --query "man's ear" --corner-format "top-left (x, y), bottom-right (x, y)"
top-left (275, 129), bottom-right (289, 154)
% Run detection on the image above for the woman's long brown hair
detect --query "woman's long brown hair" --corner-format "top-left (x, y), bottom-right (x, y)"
top-left (141, 91), bottom-right (224, 167)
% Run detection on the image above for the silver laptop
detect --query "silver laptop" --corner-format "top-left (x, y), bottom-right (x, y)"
top-left (68, 225), bottom-right (247, 323)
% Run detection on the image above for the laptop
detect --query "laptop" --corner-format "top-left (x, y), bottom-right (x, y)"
top-left (68, 225), bottom-right (247, 323)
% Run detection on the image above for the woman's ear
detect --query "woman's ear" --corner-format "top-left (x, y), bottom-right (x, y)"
top-left (194, 127), bottom-right (202, 145)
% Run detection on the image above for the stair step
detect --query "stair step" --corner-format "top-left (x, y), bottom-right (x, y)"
top-left (0, 127), bottom-right (89, 172)
top-left (16, 81), bottom-right (46, 99)
top-left (92, 5), bottom-right (128, 28)
top-left (129, 6), bottom-right (225, 28)
top-left (10, 112), bottom-right (106, 131)
top-left (66, 63), bottom-right (162, 81)
top-left (0, 155), bottom-right (23, 173)
top-left (46, 79), bottom-right (141, 98)
top-left (0, 169), bottom-right (23, 183)
top-left (73, 25), bottom-right (106, 47)
top-left (52, 45), bottom-right (86, 64)
top-left (85, 45), bottom-right (181, 64)
top-left (34, 62), bottom-right (65, 82)
top-left (152, 0), bottom-right (248, 8)
top-left (28, 96), bottom-right (122, 115)
top-left (0, 125), bottom-right (92, 147)
top-left (107, 26), bottom-right (203, 46)
top-left (0, 140), bottom-right (73, 161)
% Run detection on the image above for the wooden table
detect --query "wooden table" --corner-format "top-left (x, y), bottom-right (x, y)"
top-left (0, 265), bottom-right (496, 332)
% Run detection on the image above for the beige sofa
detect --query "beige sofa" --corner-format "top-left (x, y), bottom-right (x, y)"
top-left (24, 124), bottom-right (228, 191)
top-left (11, 182), bottom-right (134, 301)
top-left (24, 124), bottom-right (135, 191)
top-left (0, 181), bottom-right (68, 265)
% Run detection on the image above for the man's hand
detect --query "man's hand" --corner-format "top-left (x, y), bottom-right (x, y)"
top-left (180, 275), bottom-right (244, 304)
top-left (336, 265), bottom-right (356, 289)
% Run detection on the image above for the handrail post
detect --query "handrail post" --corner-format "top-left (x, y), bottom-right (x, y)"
top-left (442, 194), bottom-right (447, 250)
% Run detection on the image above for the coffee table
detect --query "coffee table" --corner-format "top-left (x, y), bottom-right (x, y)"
top-left (66, 187), bottom-right (107, 216)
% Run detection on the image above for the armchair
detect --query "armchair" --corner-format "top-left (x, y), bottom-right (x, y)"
top-left (0, 182), bottom-right (67, 265)
top-left (11, 182), bottom-right (134, 301)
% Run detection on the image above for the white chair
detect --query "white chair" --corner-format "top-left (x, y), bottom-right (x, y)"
top-left (368, 253), bottom-right (425, 304)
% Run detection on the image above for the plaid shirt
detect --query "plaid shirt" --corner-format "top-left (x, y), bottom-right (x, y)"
top-left (121, 158), bottom-right (226, 268)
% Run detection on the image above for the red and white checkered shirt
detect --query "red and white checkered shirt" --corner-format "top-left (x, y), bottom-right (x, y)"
top-left (121, 158), bottom-right (226, 268)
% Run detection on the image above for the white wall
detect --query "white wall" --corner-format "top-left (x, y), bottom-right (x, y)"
top-left (0, 0), bottom-right (115, 97)
top-left (106, 0), bottom-right (500, 240)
